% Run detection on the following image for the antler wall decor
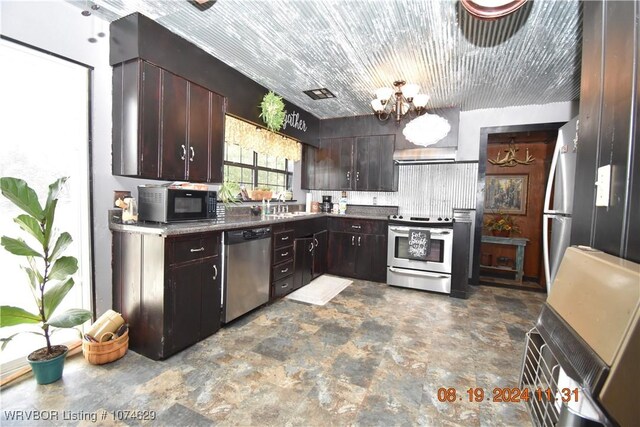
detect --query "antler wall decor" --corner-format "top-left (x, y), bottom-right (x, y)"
top-left (489, 139), bottom-right (535, 167)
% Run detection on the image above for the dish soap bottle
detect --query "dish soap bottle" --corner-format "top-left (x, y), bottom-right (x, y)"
top-left (338, 191), bottom-right (347, 215)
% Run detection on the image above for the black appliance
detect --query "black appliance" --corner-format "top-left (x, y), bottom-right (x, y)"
top-left (321, 195), bottom-right (332, 213)
top-left (138, 184), bottom-right (217, 223)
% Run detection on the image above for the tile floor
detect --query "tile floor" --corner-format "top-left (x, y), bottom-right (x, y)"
top-left (1, 280), bottom-right (545, 426)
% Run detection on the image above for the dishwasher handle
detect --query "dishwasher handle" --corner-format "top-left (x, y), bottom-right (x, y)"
top-left (225, 228), bottom-right (271, 245)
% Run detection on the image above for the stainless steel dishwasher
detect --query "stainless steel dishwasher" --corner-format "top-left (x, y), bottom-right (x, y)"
top-left (223, 227), bottom-right (271, 323)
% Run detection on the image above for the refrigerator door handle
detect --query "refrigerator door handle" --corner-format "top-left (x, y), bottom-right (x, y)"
top-left (543, 214), bottom-right (552, 290)
top-left (543, 133), bottom-right (562, 213)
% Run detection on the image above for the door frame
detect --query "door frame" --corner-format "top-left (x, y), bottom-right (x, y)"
top-left (472, 122), bottom-right (566, 286)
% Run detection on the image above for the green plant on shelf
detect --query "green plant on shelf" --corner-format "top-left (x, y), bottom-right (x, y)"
top-left (218, 181), bottom-right (241, 205)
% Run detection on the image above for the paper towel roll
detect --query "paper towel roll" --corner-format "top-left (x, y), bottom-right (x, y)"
top-left (305, 193), bottom-right (312, 213)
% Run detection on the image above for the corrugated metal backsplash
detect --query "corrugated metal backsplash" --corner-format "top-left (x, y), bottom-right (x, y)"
top-left (310, 162), bottom-right (478, 216)
top-left (77, 0), bottom-right (582, 119)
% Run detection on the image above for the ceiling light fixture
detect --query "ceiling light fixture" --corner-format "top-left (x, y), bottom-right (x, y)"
top-left (371, 80), bottom-right (429, 123)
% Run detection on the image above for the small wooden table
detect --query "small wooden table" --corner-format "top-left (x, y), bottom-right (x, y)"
top-left (480, 235), bottom-right (529, 283)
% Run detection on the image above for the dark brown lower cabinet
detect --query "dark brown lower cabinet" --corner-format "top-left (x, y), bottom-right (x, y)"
top-left (112, 231), bottom-right (222, 360)
top-left (327, 232), bottom-right (357, 277)
top-left (312, 230), bottom-right (328, 279)
top-left (294, 237), bottom-right (314, 290)
top-left (327, 218), bottom-right (387, 283)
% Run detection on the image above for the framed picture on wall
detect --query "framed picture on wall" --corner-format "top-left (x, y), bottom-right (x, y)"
top-left (485, 174), bottom-right (529, 215)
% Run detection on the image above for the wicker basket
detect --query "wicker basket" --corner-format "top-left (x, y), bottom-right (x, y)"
top-left (82, 330), bottom-right (129, 365)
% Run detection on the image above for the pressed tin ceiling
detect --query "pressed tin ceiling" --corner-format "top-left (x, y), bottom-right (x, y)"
top-left (74, 0), bottom-right (582, 119)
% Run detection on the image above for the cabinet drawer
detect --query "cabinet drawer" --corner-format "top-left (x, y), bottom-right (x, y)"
top-left (274, 245), bottom-right (294, 264)
top-left (273, 260), bottom-right (294, 282)
top-left (273, 276), bottom-right (295, 298)
top-left (274, 230), bottom-right (294, 248)
top-left (329, 218), bottom-right (387, 235)
top-left (169, 234), bottom-right (219, 264)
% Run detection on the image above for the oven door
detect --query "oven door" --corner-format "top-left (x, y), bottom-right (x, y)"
top-left (387, 225), bottom-right (453, 274)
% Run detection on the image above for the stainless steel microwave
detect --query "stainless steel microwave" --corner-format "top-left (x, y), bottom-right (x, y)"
top-left (138, 185), bottom-right (217, 223)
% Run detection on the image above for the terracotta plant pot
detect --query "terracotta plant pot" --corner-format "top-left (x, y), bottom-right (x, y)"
top-left (28, 345), bottom-right (68, 385)
top-left (491, 230), bottom-right (511, 237)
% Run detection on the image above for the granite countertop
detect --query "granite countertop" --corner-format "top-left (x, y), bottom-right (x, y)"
top-left (109, 211), bottom-right (391, 236)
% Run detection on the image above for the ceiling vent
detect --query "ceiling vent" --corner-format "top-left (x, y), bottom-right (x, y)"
top-left (303, 88), bottom-right (336, 100)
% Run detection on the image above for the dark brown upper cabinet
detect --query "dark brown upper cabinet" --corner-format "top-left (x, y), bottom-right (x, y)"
top-left (112, 59), bottom-right (226, 183)
top-left (302, 135), bottom-right (398, 191)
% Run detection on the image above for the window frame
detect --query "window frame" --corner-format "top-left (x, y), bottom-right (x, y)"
top-left (224, 149), bottom-right (293, 193)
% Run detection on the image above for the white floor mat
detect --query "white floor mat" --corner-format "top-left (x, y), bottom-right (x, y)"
top-left (285, 275), bottom-right (352, 305)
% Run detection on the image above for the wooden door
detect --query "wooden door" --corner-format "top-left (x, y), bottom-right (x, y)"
top-left (354, 136), bottom-right (377, 190)
top-left (315, 139), bottom-right (331, 189)
top-left (312, 230), bottom-right (328, 279)
top-left (160, 70), bottom-right (188, 180)
top-left (355, 234), bottom-right (387, 282)
top-left (378, 135), bottom-right (397, 191)
top-left (327, 232), bottom-right (356, 278)
top-left (200, 256), bottom-right (221, 338)
top-left (166, 261), bottom-right (202, 354)
top-left (294, 237), bottom-right (313, 289)
top-left (139, 61), bottom-right (162, 179)
top-left (209, 92), bottom-right (226, 184)
top-left (186, 82), bottom-right (210, 183)
top-left (328, 138), bottom-right (353, 190)
top-left (301, 144), bottom-right (317, 190)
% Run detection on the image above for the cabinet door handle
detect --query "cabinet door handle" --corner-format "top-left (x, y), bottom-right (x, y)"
top-left (313, 237), bottom-right (319, 247)
top-left (213, 264), bottom-right (218, 280)
top-left (351, 225), bottom-right (361, 229)
top-left (180, 144), bottom-right (186, 160)
top-left (189, 146), bottom-right (195, 162)
top-left (281, 251), bottom-right (289, 257)
top-left (346, 171), bottom-right (351, 181)
top-left (281, 268), bottom-right (289, 273)
top-left (351, 235), bottom-right (355, 246)
top-left (281, 236), bottom-right (289, 241)
top-left (358, 236), bottom-right (361, 247)
top-left (356, 171), bottom-right (360, 181)
top-left (190, 247), bottom-right (205, 252)
top-left (281, 283), bottom-right (289, 288)
top-left (309, 242), bottom-right (314, 252)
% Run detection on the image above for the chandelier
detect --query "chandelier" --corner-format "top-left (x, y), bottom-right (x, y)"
top-left (370, 80), bottom-right (430, 123)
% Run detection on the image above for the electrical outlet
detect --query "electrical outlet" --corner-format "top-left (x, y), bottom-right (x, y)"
top-left (595, 164), bottom-right (611, 207)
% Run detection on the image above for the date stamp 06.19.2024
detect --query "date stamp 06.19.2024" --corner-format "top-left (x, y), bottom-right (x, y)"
top-left (436, 387), bottom-right (579, 404)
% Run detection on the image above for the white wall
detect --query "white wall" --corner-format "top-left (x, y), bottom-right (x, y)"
top-left (457, 101), bottom-right (579, 161)
top-left (1, 0), bottom-right (137, 316)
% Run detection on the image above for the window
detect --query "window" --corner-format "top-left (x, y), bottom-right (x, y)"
top-left (0, 40), bottom-right (92, 373)
top-left (224, 143), bottom-right (293, 194)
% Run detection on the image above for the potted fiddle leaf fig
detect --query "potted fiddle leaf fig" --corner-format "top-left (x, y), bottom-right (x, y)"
top-left (0, 177), bottom-right (92, 384)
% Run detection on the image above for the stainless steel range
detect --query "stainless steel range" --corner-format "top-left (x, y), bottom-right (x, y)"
top-left (387, 215), bottom-right (453, 294)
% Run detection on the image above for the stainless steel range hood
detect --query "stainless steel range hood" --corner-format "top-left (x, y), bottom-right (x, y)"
top-left (393, 146), bottom-right (457, 164)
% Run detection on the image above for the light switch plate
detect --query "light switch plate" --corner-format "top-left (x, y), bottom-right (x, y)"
top-left (596, 164), bottom-right (611, 207)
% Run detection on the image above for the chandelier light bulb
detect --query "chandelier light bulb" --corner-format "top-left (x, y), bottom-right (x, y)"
top-left (401, 83), bottom-right (420, 100)
top-left (413, 94), bottom-right (430, 108)
top-left (375, 87), bottom-right (394, 101)
top-left (370, 99), bottom-right (384, 113)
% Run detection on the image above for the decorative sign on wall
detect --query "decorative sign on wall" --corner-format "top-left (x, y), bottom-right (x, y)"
top-left (282, 110), bottom-right (307, 132)
top-left (485, 174), bottom-right (529, 215)
top-left (408, 229), bottom-right (431, 260)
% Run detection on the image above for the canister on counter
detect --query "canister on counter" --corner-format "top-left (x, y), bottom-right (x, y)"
top-left (311, 201), bottom-right (320, 213)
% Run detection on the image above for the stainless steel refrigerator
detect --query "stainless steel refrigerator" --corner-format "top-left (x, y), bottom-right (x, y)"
top-left (542, 117), bottom-right (579, 293)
